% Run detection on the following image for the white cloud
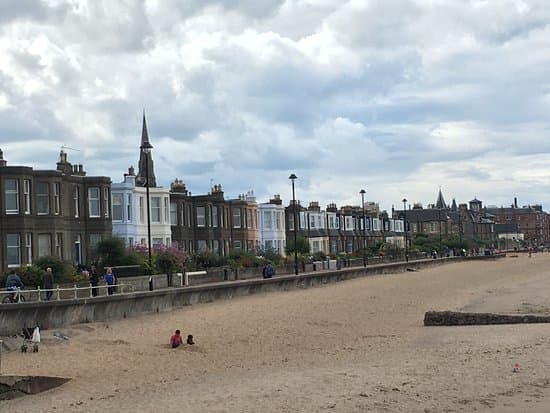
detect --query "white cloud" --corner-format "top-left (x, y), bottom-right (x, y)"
top-left (0, 0), bottom-right (549, 211)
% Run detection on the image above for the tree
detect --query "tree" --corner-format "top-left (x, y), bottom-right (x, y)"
top-left (94, 236), bottom-right (126, 267)
top-left (154, 246), bottom-right (187, 286)
top-left (285, 236), bottom-right (310, 255)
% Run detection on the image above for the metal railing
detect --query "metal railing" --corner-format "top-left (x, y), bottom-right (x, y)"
top-left (0, 283), bottom-right (129, 304)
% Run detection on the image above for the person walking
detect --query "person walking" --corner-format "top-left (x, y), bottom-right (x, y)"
top-left (43, 267), bottom-right (54, 300)
top-left (104, 267), bottom-right (115, 295)
top-left (89, 265), bottom-right (99, 297)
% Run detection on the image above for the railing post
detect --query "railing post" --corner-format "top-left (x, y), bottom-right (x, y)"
top-left (89, 283), bottom-right (93, 298)
top-left (184, 272), bottom-right (189, 286)
top-left (37, 287), bottom-right (42, 302)
top-left (56, 285), bottom-right (60, 301)
top-left (74, 284), bottom-right (77, 300)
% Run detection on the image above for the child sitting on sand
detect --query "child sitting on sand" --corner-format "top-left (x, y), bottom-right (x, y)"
top-left (170, 330), bottom-right (183, 348)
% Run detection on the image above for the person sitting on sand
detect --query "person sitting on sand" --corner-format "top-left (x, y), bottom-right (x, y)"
top-left (170, 330), bottom-right (183, 348)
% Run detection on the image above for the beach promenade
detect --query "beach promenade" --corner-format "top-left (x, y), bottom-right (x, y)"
top-left (2, 253), bottom-right (550, 412)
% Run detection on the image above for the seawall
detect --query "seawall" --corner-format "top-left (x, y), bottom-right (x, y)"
top-left (0, 256), bottom-right (502, 335)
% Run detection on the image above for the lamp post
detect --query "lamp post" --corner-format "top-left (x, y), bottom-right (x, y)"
top-left (360, 189), bottom-right (367, 267)
top-left (438, 207), bottom-right (442, 258)
top-left (140, 141), bottom-right (154, 290)
top-left (402, 198), bottom-right (408, 262)
top-left (289, 173), bottom-right (298, 275)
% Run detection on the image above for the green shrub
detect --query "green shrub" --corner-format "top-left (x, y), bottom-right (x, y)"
top-left (34, 256), bottom-right (79, 284)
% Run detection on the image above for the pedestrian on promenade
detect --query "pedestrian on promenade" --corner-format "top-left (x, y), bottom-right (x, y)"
top-left (89, 265), bottom-right (99, 297)
top-left (105, 267), bottom-right (115, 295)
top-left (43, 267), bottom-right (54, 300)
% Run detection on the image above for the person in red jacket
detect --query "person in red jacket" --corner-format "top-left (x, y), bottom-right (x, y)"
top-left (170, 330), bottom-right (183, 348)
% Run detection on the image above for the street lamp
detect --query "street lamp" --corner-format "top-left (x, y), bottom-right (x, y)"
top-left (360, 189), bottom-right (367, 267)
top-left (140, 140), bottom-right (154, 290)
top-left (438, 207), bottom-right (442, 258)
top-left (289, 173), bottom-right (298, 275)
top-left (402, 198), bottom-right (408, 262)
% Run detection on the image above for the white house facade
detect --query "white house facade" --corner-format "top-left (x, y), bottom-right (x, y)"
top-left (257, 195), bottom-right (286, 256)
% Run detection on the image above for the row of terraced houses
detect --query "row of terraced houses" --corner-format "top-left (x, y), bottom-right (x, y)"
top-left (1, 117), bottom-right (549, 272)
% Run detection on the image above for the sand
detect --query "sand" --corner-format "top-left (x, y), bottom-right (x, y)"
top-left (3, 254), bottom-right (550, 412)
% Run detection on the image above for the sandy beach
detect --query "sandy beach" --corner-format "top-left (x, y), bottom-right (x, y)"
top-left (3, 254), bottom-right (550, 412)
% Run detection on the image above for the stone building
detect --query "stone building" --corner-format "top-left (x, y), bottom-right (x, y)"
top-left (485, 198), bottom-right (550, 247)
top-left (0, 149), bottom-right (111, 272)
top-left (169, 182), bottom-right (259, 255)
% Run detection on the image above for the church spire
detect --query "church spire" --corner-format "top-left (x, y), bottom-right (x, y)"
top-left (137, 111), bottom-right (157, 187)
top-left (435, 187), bottom-right (447, 209)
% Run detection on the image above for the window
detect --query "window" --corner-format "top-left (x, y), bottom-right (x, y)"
top-left (152, 238), bottom-right (163, 246)
top-left (263, 211), bottom-right (272, 229)
top-left (7, 234), bottom-right (21, 266)
top-left (38, 234), bottom-right (52, 257)
top-left (128, 237), bottom-right (134, 246)
top-left (312, 240), bottom-right (320, 252)
top-left (89, 234), bottom-right (101, 248)
top-left (211, 206), bottom-right (218, 227)
top-left (276, 212), bottom-right (281, 229)
top-left (152, 197), bottom-right (161, 223)
top-left (170, 202), bottom-right (177, 225)
top-left (53, 182), bottom-right (60, 215)
top-left (88, 187), bottom-right (100, 217)
top-left (112, 194), bottom-right (123, 221)
top-left (36, 182), bottom-right (49, 214)
top-left (288, 214), bottom-right (294, 230)
top-left (5, 178), bottom-right (19, 214)
top-left (139, 196), bottom-right (144, 223)
top-left (127, 194), bottom-right (132, 221)
top-left (247, 209), bottom-right (253, 229)
top-left (213, 240), bottom-right (219, 254)
top-left (23, 179), bottom-right (31, 214)
top-left (103, 188), bottom-right (109, 217)
top-left (197, 240), bottom-right (207, 251)
top-left (310, 214), bottom-right (316, 228)
top-left (55, 233), bottom-right (63, 258)
top-left (233, 240), bottom-right (242, 250)
top-left (74, 186), bottom-right (80, 217)
top-left (265, 240), bottom-right (273, 250)
top-left (26, 233), bottom-right (32, 264)
top-left (166, 237), bottom-right (171, 246)
top-left (232, 208), bottom-right (241, 228)
top-left (247, 240), bottom-right (253, 251)
top-left (196, 206), bottom-right (206, 227)
top-left (164, 198), bottom-right (169, 224)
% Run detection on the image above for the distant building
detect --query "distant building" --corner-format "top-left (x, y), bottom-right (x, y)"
top-left (0, 149), bottom-right (111, 272)
top-left (485, 198), bottom-right (550, 247)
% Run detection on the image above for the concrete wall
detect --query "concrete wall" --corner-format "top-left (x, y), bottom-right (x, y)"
top-left (0, 255), bottom-right (503, 335)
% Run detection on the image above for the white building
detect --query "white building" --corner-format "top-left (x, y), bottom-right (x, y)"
top-left (111, 115), bottom-right (172, 248)
top-left (257, 195), bottom-right (286, 256)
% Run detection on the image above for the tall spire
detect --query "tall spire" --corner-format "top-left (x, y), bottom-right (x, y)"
top-left (435, 188), bottom-right (446, 209)
top-left (137, 111), bottom-right (157, 187)
top-left (141, 110), bottom-right (150, 146)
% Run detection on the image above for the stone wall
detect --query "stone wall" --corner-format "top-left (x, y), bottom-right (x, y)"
top-left (0, 255), bottom-right (504, 335)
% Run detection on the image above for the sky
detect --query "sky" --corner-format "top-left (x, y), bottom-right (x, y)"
top-left (0, 0), bottom-right (549, 213)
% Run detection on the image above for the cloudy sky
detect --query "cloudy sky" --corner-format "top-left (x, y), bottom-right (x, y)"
top-left (1, 0), bottom-right (549, 212)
